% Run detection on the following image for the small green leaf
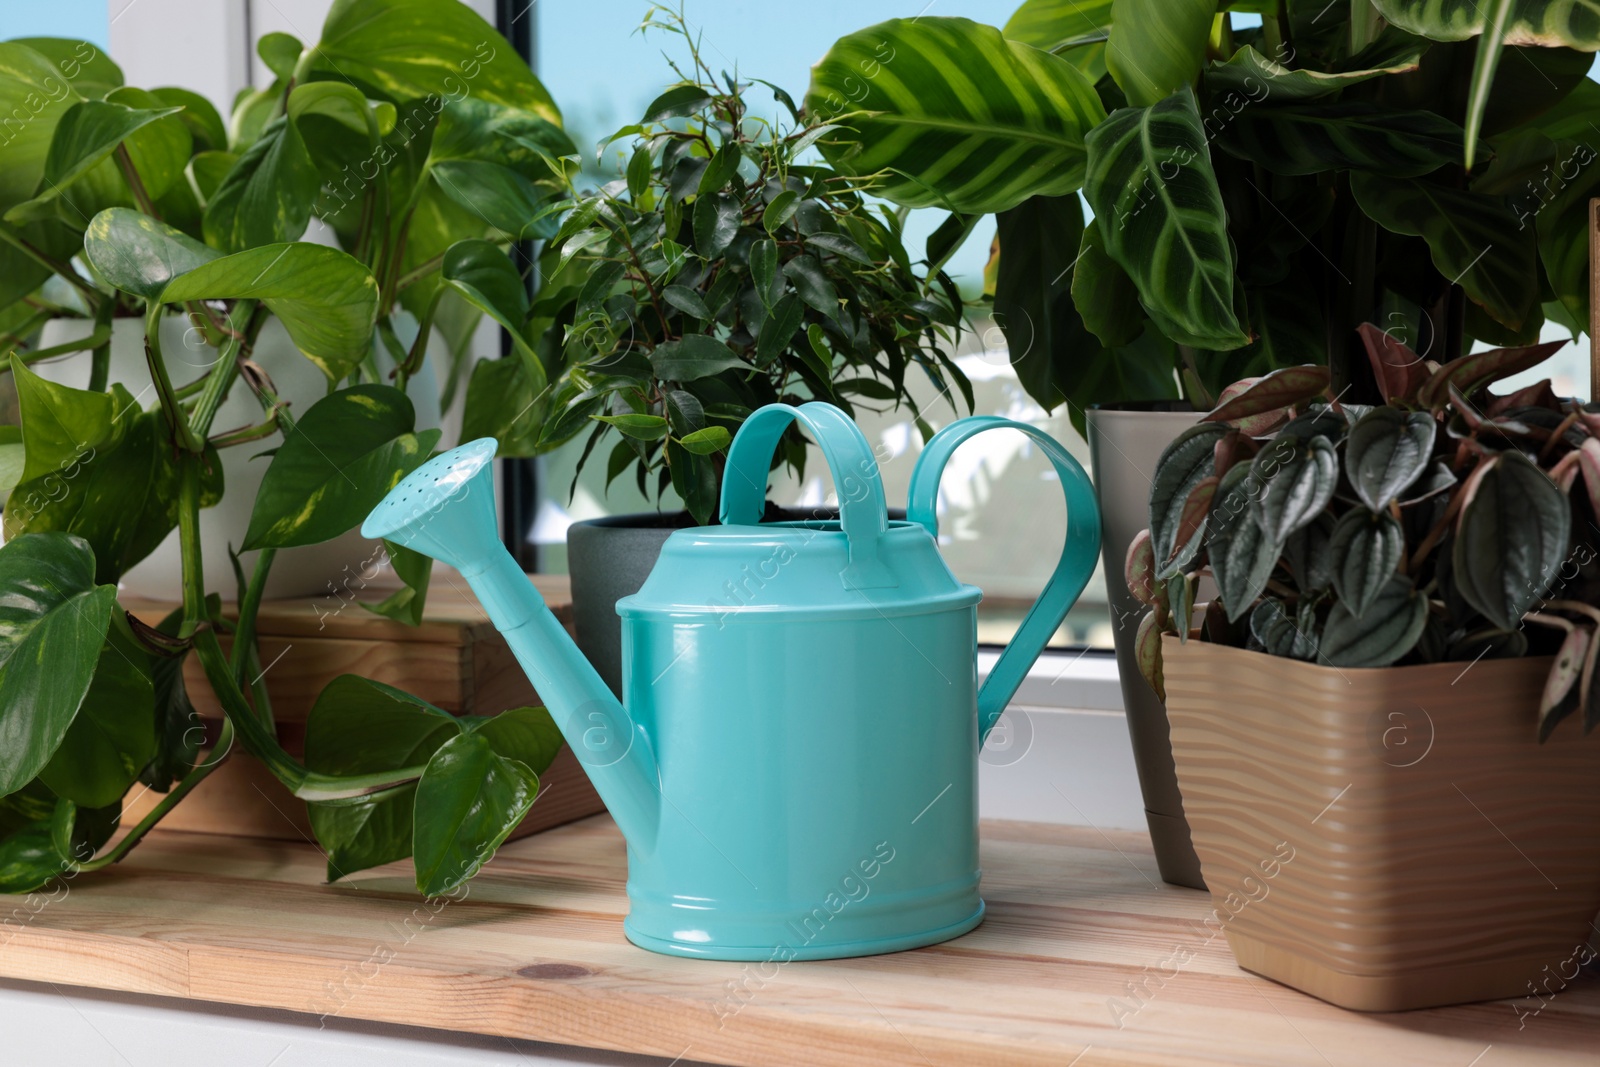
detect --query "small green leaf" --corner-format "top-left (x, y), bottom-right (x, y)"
top-left (662, 284), bottom-right (713, 320)
top-left (1453, 451), bottom-right (1570, 631)
top-left (460, 356), bottom-right (545, 456)
top-left (431, 159), bottom-right (550, 240)
top-left (677, 426), bottom-right (732, 455)
top-left (1149, 422), bottom-right (1227, 567)
top-left (643, 85), bottom-right (714, 122)
top-left (243, 385), bottom-right (440, 550)
top-left (763, 190), bottom-right (800, 234)
top-left (748, 239), bottom-right (779, 307)
top-left (1345, 406), bottom-right (1436, 510)
top-left (1319, 575), bottom-right (1427, 668)
top-left (363, 541), bottom-right (433, 626)
top-left (4, 99), bottom-right (183, 223)
top-left (1105, 0), bottom-right (1213, 107)
top-left (756, 293), bottom-right (805, 366)
top-left (697, 144), bottom-right (741, 195)
top-left (626, 144), bottom-right (653, 200)
top-left (692, 192), bottom-right (740, 257)
top-left (782, 255), bottom-right (837, 315)
top-left (201, 116), bottom-right (319, 252)
top-left (1250, 435), bottom-right (1337, 544)
top-left (1329, 508), bottom-right (1404, 621)
top-left (467, 707), bottom-right (563, 774)
top-left (805, 232), bottom-right (874, 264)
top-left (83, 207), bottom-right (220, 299)
top-left (593, 413), bottom-right (669, 441)
top-left (257, 31), bottom-right (303, 80)
top-left (1069, 220), bottom-right (1141, 348)
top-left (38, 616), bottom-right (155, 809)
top-left (412, 731), bottom-right (538, 897)
top-left (667, 438), bottom-right (719, 525)
top-left (650, 334), bottom-right (746, 381)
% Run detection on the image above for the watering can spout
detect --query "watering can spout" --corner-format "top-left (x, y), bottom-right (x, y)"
top-left (362, 439), bottom-right (660, 853)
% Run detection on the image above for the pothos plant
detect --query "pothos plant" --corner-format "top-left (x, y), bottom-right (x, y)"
top-left (1129, 326), bottom-right (1600, 740)
top-left (473, 8), bottom-right (969, 523)
top-left (0, 0), bottom-right (583, 897)
top-left (807, 0), bottom-right (1600, 424)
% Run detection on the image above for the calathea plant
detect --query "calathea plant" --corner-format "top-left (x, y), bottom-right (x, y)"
top-left (0, 0), bottom-right (581, 897)
top-left (808, 1), bottom-right (1600, 422)
top-left (496, 10), bottom-right (968, 522)
top-left (1129, 326), bottom-right (1600, 740)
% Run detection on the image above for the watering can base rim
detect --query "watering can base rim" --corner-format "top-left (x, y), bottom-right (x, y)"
top-left (620, 901), bottom-right (985, 961)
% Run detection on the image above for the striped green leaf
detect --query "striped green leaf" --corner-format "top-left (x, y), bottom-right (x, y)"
top-left (1350, 172), bottom-right (1539, 332)
top-left (1083, 89), bottom-right (1249, 350)
top-left (1105, 0), bottom-right (1214, 107)
top-left (805, 17), bottom-right (1105, 214)
top-left (1216, 102), bottom-right (1467, 176)
top-left (1372, 1), bottom-right (1600, 166)
top-left (1002, 0), bottom-right (1113, 79)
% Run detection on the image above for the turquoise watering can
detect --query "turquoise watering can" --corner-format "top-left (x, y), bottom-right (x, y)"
top-left (363, 402), bottom-right (1099, 960)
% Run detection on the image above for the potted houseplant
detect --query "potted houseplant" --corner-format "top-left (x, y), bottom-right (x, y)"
top-left (807, 0), bottom-right (1600, 886)
top-left (515, 13), bottom-right (967, 693)
top-left (0, 0), bottom-right (585, 899)
top-left (1130, 333), bottom-right (1600, 1010)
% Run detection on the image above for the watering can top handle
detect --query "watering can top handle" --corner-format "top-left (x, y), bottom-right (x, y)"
top-left (719, 402), bottom-right (895, 589)
top-left (907, 417), bottom-right (1102, 744)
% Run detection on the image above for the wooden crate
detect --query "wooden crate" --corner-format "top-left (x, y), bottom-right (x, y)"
top-left (122, 571), bottom-right (605, 843)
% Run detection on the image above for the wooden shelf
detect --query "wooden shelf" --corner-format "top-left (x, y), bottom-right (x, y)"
top-left (0, 816), bottom-right (1593, 1066)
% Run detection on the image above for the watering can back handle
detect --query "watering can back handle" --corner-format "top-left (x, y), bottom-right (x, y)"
top-left (907, 417), bottom-right (1102, 745)
top-left (720, 402), bottom-right (898, 589)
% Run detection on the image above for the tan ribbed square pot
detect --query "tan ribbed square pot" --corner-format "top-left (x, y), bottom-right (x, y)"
top-left (1163, 636), bottom-right (1600, 1012)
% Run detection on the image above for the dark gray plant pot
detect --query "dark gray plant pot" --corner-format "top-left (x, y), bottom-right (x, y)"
top-left (567, 506), bottom-right (898, 696)
top-left (1087, 405), bottom-right (1208, 890)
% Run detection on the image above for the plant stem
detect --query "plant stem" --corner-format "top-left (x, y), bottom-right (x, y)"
top-left (395, 251), bottom-right (446, 292)
top-left (208, 416), bottom-right (281, 448)
top-left (188, 299), bottom-right (262, 443)
top-left (75, 719), bottom-right (236, 873)
top-left (229, 548), bottom-right (275, 686)
top-left (114, 144), bottom-right (161, 219)
top-left (177, 459), bottom-right (208, 639)
top-left (86, 298), bottom-right (115, 392)
top-left (0, 323), bottom-right (107, 371)
top-left (146, 307), bottom-right (205, 452)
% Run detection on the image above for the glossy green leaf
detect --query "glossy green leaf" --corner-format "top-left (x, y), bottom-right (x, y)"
top-left (160, 243), bottom-right (379, 380)
top-left (13, 38), bottom-right (122, 100)
top-left (1329, 508), bottom-right (1405, 620)
top-left (994, 193), bottom-right (1088, 413)
top-left (1149, 422), bottom-right (1228, 567)
top-left (594, 413), bottom-right (669, 441)
top-left (305, 675), bottom-right (460, 881)
top-left (1069, 219), bottom-right (1141, 348)
top-left (1351, 173), bottom-right (1539, 333)
top-left (440, 239), bottom-right (543, 384)
top-left (363, 541), bottom-right (433, 626)
top-left (1217, 103), bottom-right (1467, 177)
top-left (313, 0), bottom-right (560, 121)
top-left (286, 81), bottom-right (378, 184)
top-left (257, 31), bottom-right (303, 81)
top-left (1284, 512), bottom-right (1335, 592)
top-left (429, 97), bottom-right (575, 179)
top-left (1319, 574), bottom-right (1428, 667)
top-left (243, 385), bottom-right (440, 550)
top-left (102, 87), bottom-right (192, 200)
top-left (38, 616), bottom-right (155, 809)
top-left (1453, 450), bottom-right (1570, 631)
top-left (149, 86), bottom-right (225, 152)
top-left (783, 255), bottom-right (837, 316)
top-left (650, 335), bottom-right (746, 381)
top-left (460, 357), bottom-right (545, 457)
top-left (201, 116), bottom-right (319, 253)
top-left (677, 426), bottom-right (733, 455)
top-left (805, 17), bottom-right (1105, 213)
top-left (1105, 0), bottom-right (1213, 107)
top-left (1250, 598), bottom-right (1319, 659)
top-left (1345, 406), bottom-right (1437, 509)
top-left (83, 207), bottom-right (219, 299)
top-left (431, 160), bottom-right (548, 239)
top-left (0, 532), bottom-right (116, 798)
top-left (138, 607), bottom-right (200, 794)
top-left (4, 99), bottom-right (182, 223)
top-left (0, 42), bottom-right (84, 214)
top-left (0, 427), bottom-right (24, 496)
top-left (467, 707), bottom-right (563, 774)
top-left (692, 192), bottom-right (740, 258)
top-left (1207, 464), bottom-right (1281, 622)
top-left (1205, 42), bottom-right (1425, 102)
top-left (667, 438), bottom-right (719, 526)
top-left (412, 731), bottom-right (538, 896)
top-left (1250, 434), bottom-right (1338, 543)
top-left (6, 369), bottom-right (222, 583)
top-left (1084, 89), bottom-right (1249, 350)
top-left (643, 85), bottom-right (714, 123)
top-left (0, 826), bottom-right (68, 894)
top-left (1003, 0), bottom-right (1113, 53)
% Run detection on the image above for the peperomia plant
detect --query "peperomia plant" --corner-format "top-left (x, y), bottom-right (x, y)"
top-left (446, 10), bottom-right (968, 523)
top-left (0, 0), bottom-right (580, 897)
top-left (1130, 325), bottom-right (1600, 740)
top-left (808, 1), bottom-right (1600, 423)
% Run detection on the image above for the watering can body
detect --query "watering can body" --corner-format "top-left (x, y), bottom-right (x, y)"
top-left (363, 402), bottom-right (1099, 960)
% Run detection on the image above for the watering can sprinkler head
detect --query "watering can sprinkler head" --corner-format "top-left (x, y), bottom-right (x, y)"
top-left (361, 437), bottom-right (501, 572)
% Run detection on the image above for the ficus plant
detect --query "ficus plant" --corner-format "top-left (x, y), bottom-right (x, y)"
top-left (454, 9), bottom-right (968, 523)
top-left (1129, 326), bottom-right (1600, 740)
top-left (0, 0), bottom-right (583, 897)
top-left (808, 0), bottom-right (1600, 424)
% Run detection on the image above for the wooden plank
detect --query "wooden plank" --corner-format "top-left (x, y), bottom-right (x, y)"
top-left (1, 818), bottom-right (1592, 1066)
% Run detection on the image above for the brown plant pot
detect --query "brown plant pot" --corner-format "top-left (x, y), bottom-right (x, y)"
top-left (1163, 636), bottom-right (1600, 1012)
